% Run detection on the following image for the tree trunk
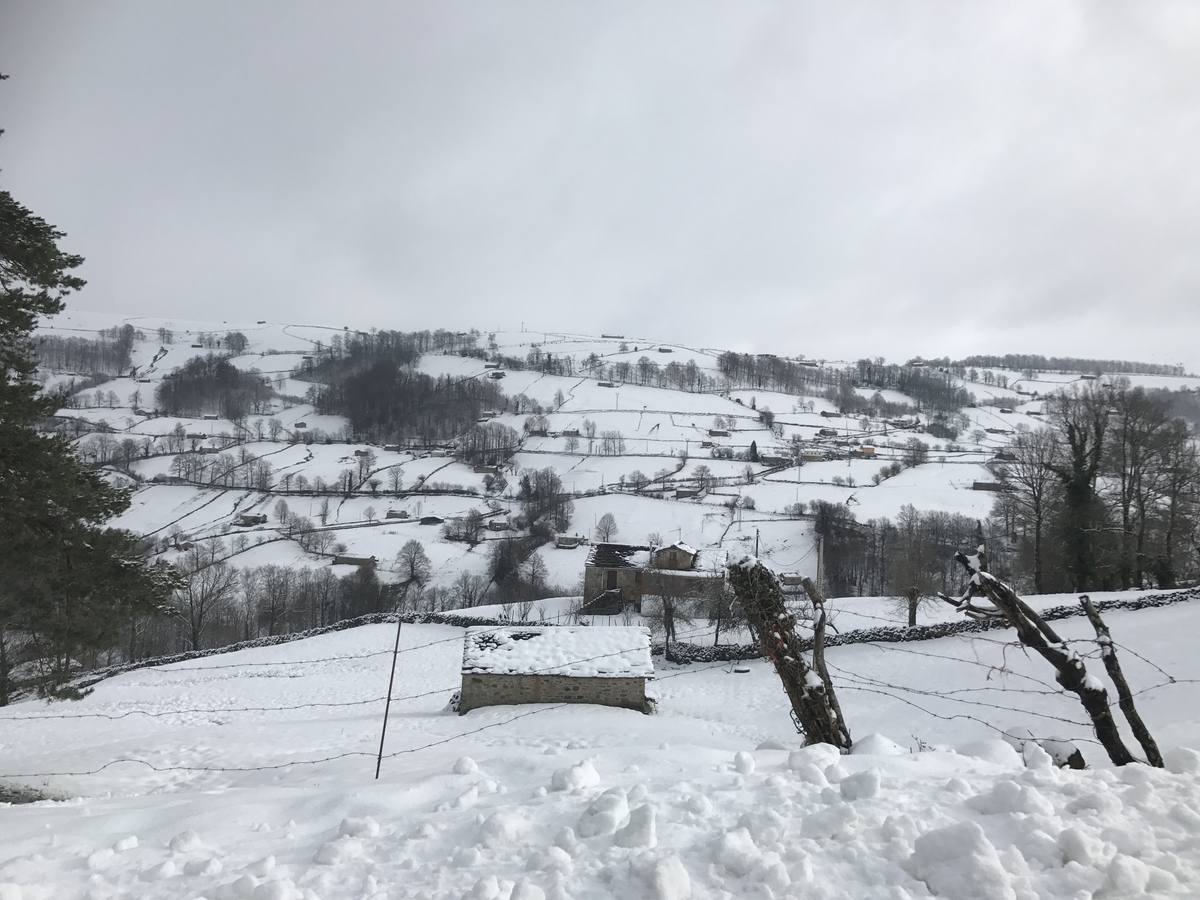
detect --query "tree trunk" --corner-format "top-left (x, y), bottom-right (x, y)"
top-left (955, 554), bottom-right (1135, 765)
top-left (906, 586), bottom-right (919, 627)
top-left (0, 625), bottom-right (9, 707)
top-left (726, 559), bottom-right (851, 750)
top-left (1032, 515), bottom-right (1044, 594)
top-left (1079, 595), bottom-right (1163, 767)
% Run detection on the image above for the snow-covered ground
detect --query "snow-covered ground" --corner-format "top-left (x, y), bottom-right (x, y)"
top-left (3, 598), bottom-right (1200, 898)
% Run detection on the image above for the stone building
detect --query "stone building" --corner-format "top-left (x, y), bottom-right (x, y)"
top-left (458, 626), bottom-right (652, 714)
top-left (582, 541), bottom-right (724, 614)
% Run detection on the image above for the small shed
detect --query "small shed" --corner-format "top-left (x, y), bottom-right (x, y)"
top-left (555, 535), bottom-right (583, 549)
top-left (419, 515), bottom-right (445, 526)
top-left (235, 513), bottom-right (268, 527)
top-left (458, 626), bottom-right (652, 714)
top-left (385, 509), bottom-right (409, 519)
top-left (332, 554), bottom-right (377, 568)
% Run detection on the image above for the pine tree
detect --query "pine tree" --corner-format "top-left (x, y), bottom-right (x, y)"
top-left (1, 93), bottom-right (180, 701)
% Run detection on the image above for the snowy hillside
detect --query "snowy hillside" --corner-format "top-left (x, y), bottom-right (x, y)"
top-left (31, 311), bottom-right (1118, 597)
top-left (8, 312), bottom-right (1200, 897)
top-left (2, 595), bottom-right (1200, 898)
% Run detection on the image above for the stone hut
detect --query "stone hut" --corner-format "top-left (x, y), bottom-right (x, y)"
top-left (458, 626), bottom-right (652, 714)
top-left (582, 541), bottom-right (723, 613)
top-left (582, 543), bottom-right (652, 610)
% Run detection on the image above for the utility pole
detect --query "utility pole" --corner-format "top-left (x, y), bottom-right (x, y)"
top-left (374, 615), bottom-right (405, 779)
top-left (754, 528), bottom-right (760, 556)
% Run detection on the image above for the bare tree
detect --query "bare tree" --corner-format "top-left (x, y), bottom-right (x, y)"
top-left (393, 540), bottom-right (432, 609)
top-left (943, 542), bottom-right (1156, 766)
top-left (177, 542), bottom-right (240, 650)
top-left (595, 512), bottom-right (618, 542)
top-left (996, 428), bottom-right (1057, 593)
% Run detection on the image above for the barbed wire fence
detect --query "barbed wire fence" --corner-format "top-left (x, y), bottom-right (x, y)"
top-left (4, 592), bottom-right (1198, 781)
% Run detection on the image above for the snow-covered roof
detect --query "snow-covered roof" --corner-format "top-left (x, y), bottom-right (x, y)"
top-left (586, 543), bottom-right (652, 569)
top-left (661, 540), bottom-right (697, 557)
top-left (462, 626), bottom-right (653, 679)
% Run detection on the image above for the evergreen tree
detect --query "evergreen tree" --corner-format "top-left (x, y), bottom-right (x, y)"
top-left (0, 102), bottom-right (179, 701)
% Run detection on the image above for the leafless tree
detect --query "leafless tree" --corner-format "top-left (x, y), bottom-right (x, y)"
top-left (595, 512), bottom-right (618, 542)
top-left (176, 542), bottom-right (240, 650)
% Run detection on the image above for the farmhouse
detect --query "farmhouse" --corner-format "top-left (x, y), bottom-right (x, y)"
top-left (458, 626), bottom-right (652, 714)
top-left (582, 541), bottom-right (723, 613)
top-left (234, 513), bottom-right (269, 527)
top-left (332, 554), bottom-right (377, 568)
top-left (759, 454), bottom-right (792, 467)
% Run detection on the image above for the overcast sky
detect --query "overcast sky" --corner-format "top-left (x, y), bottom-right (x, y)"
top-left (4, 1), bottom-right (1200, 369)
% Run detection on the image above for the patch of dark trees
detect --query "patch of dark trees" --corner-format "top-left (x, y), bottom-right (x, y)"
top-left (716, 352), bottom-right (971, 415)
top-left (35, 324), bottom-right (139, 376)
top-left (951, 353), bottom-right (1186, 377)
top-left (156, 354), bottom-right (273, 419)
top-left (312, 360), bottom-right (506, 443)
top-left (295, 329), bottom-right (506, 443)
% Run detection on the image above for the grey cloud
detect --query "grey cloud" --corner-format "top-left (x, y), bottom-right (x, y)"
top-left (3, 0), bottom-right (1199, 369)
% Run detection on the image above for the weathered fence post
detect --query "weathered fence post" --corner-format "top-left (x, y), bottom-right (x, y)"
top-left (727, 557), bottom-right (851, 750)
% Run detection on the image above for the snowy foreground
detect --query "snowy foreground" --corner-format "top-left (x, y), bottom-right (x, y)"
top-left (3, 601), bottom-right (1200, 899)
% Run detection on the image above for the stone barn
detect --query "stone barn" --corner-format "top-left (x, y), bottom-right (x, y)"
top-left (458, 626), bottom-right (652, 714)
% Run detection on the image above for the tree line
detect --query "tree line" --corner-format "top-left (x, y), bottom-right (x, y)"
top-left (805, 381), bottom-right (1200, 601)
top-left (34, 323), bottom-right (139, 376)
top-left (952, 353), bottom-right (1187, 378)
top-left (993, 381), bottom-right (1200, 592)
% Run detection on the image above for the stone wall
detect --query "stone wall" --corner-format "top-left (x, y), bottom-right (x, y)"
top-left (583, 566), bottom-right (641, 604)
top-left (458, 673), bottom-right (647, 714)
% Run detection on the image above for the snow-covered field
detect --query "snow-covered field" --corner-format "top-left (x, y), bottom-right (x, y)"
top-left (15, 314), bottom-right (1200, 897)
top-left (3, 598), bottom-right (1200, 898)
